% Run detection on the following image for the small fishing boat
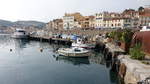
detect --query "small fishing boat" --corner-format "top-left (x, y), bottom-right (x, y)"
top-left (57, 47), bottom-right (91, 57)
top-left (72, 38), bottom-right (95, 49)
top-left (12, 29), bottom-right (29, 39)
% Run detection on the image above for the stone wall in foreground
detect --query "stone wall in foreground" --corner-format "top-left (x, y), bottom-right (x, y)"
top-left (118, 55), bottom-right (150, 84)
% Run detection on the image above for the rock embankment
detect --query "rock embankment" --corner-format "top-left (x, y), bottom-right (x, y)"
top-left (97, 37), bottom-right (150, 84)
top-left (118, 55), bottom-right (150, 84)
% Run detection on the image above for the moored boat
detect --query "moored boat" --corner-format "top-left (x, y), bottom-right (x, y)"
top-left (12, 29), bottom-right (29, 39)
top-left (57, 47), bottom-right (91, 57)
top-left (72, 38), bottom-right (95, 49)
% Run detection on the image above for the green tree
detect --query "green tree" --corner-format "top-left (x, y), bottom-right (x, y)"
top-left (138, 6), bottom-right (144, 12)
top-left (120, 29), bottom-right (134, 44)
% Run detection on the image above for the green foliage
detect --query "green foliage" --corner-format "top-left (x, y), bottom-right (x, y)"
top-left (115, 31), bottom-right (122, 41)
top-left (108, 31), bottom-right (116, 39)
top-left (129, 43), bottom-right (145, 60)
top-left (138, 6), bottom-right (144, 12)
top-left (109, 29), bottom-right (134, 44)
top-left (120, 29), bottom-right (134, 43)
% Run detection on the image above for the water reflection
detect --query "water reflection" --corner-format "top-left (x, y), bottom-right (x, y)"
top-left (0, 35), bottom-right (30, 52)
top-left (13, 39), bottom-right (30, 50)
top-left (54, 56), bottom-right (90, 65)
top-left (53, 51), bottom-right (113, 68)
top-left (0, 34), bottom-right (12, 48)
top-left (0, 34), bottom-right (121, 84)
top-left (89, 52), bottom-right (105, 65)
top-left (53, 51), bottom-right (111, 68)
top-left (106, 61), bottom-right (112, 68)
top-left (109, 70), bottom-right (120, 83)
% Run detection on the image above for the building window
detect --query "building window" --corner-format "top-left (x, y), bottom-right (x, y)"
top-left (104, 24), bottom-right (106, 27)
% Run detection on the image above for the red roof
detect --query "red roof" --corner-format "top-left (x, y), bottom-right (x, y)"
top-left (139, 14), bottom-right (150, 17)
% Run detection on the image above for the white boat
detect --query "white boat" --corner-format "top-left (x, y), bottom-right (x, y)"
top-left (140, 24), bottom-right (150, 32)
top-left (57, 47), bottom-right (91, 57)
top-left (72, 38), bottom-right (95, 49)
top-left (12, 29), bottom-right (29, 39)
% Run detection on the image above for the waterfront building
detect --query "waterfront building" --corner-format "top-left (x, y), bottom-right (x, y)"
top-left (122, 9), bottom-right (139, 18)
top-left (110, 12), bottom-right (121, 18)
top-left (103, 17), bottom-right (132, 29)
top-left (138, 7), bottom-right (150, 27)
top-left (46, 19), bottom-right (63, 31)
top-left (95, 12), bottom-right (110, 29)
top-left (89, 16), bottom-right (95, 29)
top-left (94, 12), bottom-right (134, 29)
top-left (138, 14), bottom-right (150, 26)
top-left (47, 7), bottom-right (150, 30)
top-left (95, 12), bottom-right (122, 29)
top-left (131, 17), bottom-right (139, 28)
top-left (53, 19), bottom-right (63, 30)
top-left (63, 12), bottom-right (84, 30)
top-left (81, 16), bottom-right (95, 29)
top-left (46, 21), bottom-right (53, 30)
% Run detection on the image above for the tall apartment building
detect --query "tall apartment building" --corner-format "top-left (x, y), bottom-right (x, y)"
top-left (95, 12), bottom-right (109, 28)
top-left (63, 13), bottom-right (84, 30)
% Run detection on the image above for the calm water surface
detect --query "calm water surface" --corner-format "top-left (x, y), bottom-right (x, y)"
top-left (0, 34), bottom-right (120, 84)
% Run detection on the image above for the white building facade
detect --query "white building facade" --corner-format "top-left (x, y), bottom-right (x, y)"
top-left (95, 13), bottom-right (105, 28)
top-left (104, 18), bottom-right (133, 29)
top-left (138, 15), bottom-right (150, 26)
top-left (63, 16), bottom-right (75, 30)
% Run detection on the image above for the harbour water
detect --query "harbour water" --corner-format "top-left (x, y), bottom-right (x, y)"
top-left (0, 34), bottom-right (121, 84)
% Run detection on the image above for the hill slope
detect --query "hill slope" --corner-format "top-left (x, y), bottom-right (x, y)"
top-left (0, 19), bottom-right (46, 28)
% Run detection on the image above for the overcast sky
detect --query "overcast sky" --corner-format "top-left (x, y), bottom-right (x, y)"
top-left (0, 0), bottom-right (149, 22)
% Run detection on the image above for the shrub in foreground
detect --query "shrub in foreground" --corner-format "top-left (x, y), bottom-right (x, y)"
top-left (129, 43), bottom-right (145, 60)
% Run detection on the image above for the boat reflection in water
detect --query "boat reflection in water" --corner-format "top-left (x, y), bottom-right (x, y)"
top-left (54, 56), bottom-right (90, 65)
top-left (54, 51), bottom-right (112, 67)
top-left (13, 39), bottom-right (30, 49)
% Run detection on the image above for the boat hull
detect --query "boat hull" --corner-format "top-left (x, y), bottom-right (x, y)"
top-left (57, 48), bottom-right (91, 57)
top-left (12, 29), bottom-right (29, 39)
top-left (11, 35), bottom-right (29, 39)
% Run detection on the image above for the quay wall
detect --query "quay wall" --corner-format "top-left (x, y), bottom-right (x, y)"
top-left (97, 38), bottom-right (150, 84)
top-left (29, 36), bottom-right (72, 46)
